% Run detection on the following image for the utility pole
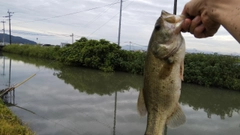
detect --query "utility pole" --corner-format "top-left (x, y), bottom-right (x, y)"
top-left (125, 41), bottom-right (132, 50)
top-left (173, 0), bottom-right (177, 15)
top-left (129, 41), bottom-right (132, 51)
top-left (4, 10), bottom-right (14, 45)
top-left (70, 33), bottom-right (74, 44)
top-left (36, 37), bottom-right (38, 44)
top-left (117, 0), bottom-right (123, 46)
top-left (113, 1), bottom-right (123, 134)
top-left (1, 21), bottom-right (5, 45)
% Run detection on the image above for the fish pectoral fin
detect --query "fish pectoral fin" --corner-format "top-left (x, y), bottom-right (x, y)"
top-left (166, 103), bottom-right (186, 128)
top-left (180, 60), bottom-right (184, 81)
top-left (137, 89), bottom-right (147, 116)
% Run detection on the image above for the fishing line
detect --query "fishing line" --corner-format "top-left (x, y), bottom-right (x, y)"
top-left (9, 82), bottom-right (84, 133)
top-left (6, 0), bottom-right (137, 79)
top-left (4, 0), bottom-right (141, 85)
top-left (3, 0), bottom-right (142, 105)
top-left (8, 1), bottom-right (130, 42)
top-left (82, 0), bottom-right (120, 28)
top-left (4, 0), bottom-right (138, 47)
top-left (1, 57), bottom-right (122, 134)
top-left (13, 1), bottom-right (126, 25)
top-left (87, 0), bottom-right (135, 38)
top-left (2, 0), bottom-right (138, 133)
top-left (11, 82), bottom-right (124, 135)
top-left (3, 83), bottom-right (86, 135)
top-left (9, 103), bottom-right (82, 135)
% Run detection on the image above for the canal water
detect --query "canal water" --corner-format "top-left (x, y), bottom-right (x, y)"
top-left (0, 54), bottom-right (240, 135)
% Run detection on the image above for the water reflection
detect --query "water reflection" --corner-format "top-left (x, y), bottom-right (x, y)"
top-left (181, 83), bottom-right (240, 119)
top-left (1, 53), bottom-right (240, 135)
top-left (2, 56), bottom-right (5, 76)
top-left (0, 56), bottom-right (9, 87)
top-left (2, 53), bottom-right (143, 94)
top-left (8, 59), bottom-right (12, 87)
top-left (113, 92), bottom-right (117, 135)
top-left (0, 56), bottom-right (15, 104)
top-left (55, 66), bottom-right (142, 95)
top-left (54, 64), bottom-right (240, 120)
top-left (2, 89), bottom-right (15, 105)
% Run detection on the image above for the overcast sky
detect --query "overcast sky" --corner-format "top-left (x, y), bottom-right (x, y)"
top-left (0, 0), bottom-right (239, 54)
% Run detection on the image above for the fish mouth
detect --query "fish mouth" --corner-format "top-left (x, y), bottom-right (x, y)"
top-left (162, 11), bottom-right (185, 34)
top-left (164, 15), bottom-right (184, 24)
top-left (162, 10), bottom-right (185, 24)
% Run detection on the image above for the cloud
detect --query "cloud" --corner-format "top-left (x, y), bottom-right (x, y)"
top-left (0, 0), bottom-right (239, 54)
top-left (11, 30), bottom-right (54, 36)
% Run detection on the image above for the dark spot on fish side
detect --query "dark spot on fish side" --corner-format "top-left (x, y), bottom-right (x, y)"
top-left (154, 24), bottom-right (161, 31)
top-left (162, 94), bottom-right (172, 109)
top-left (151, 67), bottom-right (156, 72)
top-left (159, 62), bottom-right (174, 79)
top-left (153, 107), bottom-right (158, 112)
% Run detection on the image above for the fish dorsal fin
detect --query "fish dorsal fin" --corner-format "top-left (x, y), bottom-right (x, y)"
top-left (180, 60), bottom-right (184, 81)
top-left (166, 103), bottom-right (186, 128)
top-left (137, 89), bottom-right (147, 116)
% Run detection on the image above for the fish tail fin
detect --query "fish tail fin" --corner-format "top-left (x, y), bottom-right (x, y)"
top-left (166, 103), bottom-right (186, 128)
top-left (137, 89), bottom-right (147, 116)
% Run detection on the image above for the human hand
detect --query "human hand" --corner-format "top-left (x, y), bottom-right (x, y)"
top-left (181, 0), bottom-right (220, 38)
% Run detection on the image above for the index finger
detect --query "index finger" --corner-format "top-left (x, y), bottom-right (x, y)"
top-left (181, 4), bottom-right (188, 15)
top-left (181, 2), bottom-right (198, 21)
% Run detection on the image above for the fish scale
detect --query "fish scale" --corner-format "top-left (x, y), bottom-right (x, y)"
top-left (137, 10), bottom-right (186, 135)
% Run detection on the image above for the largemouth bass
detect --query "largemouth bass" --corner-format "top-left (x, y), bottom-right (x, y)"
top-left (137, 10), bottom-right (186, 135)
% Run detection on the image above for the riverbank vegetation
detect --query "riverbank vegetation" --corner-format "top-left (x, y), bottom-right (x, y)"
top-left (2, 37), bottom-right (240, 90)
top-left (0, 99), bottom-right (34, 135)
top-left (184, 53), bottom-right (240, 90)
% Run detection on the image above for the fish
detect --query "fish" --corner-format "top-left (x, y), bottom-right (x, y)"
top-left (137, 10), bottom-right (186, 135)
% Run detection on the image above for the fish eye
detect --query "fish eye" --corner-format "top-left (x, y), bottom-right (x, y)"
top-left (155, 24), bottom-right (161, 31)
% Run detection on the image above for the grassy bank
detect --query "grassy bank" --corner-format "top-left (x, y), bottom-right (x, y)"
top-left (2, 37), bottom-right (240, 90)
top-left (0, 99), bottom-right (34, 135)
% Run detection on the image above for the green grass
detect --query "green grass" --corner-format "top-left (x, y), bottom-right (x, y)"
top-left (0, 99), bottom-right (34, 135)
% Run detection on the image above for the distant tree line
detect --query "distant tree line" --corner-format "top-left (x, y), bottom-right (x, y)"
top-left (3, 37), bottom-right (240, 90)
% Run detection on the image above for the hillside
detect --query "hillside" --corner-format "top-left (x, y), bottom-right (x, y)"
top-left (0, 34), bottom-right (36, 44)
